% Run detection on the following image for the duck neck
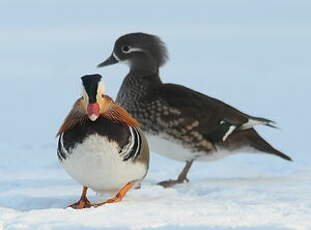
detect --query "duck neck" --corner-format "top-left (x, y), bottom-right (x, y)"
top-left (129, 54), bottom-right (159, 76)
top-left (116, 65), bottom-right (162, 107)
top-left (124, 70), bottom-right (162, 92)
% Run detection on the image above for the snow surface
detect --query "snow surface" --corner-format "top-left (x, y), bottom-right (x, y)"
top-left (0, 0), bottom-right (311, 229)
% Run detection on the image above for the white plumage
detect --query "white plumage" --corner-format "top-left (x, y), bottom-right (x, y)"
top-left (146, 134), bottom-right (233, 162)
top-left (60, 134), bottom-right (147, 194)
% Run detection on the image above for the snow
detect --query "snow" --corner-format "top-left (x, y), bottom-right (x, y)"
top-left (0, 0), bottom-right (311, 229)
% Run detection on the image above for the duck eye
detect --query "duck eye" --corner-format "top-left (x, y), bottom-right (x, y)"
top-left (121, 45), bottom-right (130, 53)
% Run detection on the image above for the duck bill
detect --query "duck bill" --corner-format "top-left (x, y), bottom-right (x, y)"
top-left (97, 53), bottom-right (118, 67)
top-left (87, 103), bottom-right (100, 121)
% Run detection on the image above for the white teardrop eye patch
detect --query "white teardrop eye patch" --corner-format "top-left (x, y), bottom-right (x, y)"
top-left (122, 45), bottom-right (130, 53)
top-left (121, 45), bottom-right (144, 54)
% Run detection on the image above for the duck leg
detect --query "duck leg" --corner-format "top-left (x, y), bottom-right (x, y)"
top-left (158, 160), bottom-right (193, 188)
top-left (68, 186), bottom-right (93, 209)
top-left (93, 181), bottom-right (135, 207)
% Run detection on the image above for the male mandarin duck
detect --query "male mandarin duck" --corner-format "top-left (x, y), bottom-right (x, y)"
top-left (57, 74), bottom-right (149, 208)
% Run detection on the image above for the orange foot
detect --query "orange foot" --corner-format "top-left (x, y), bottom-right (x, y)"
top-left (93, 181), bottom-right (135, 207)
top-left (68, 197), bottom-right (93, 209)
top-left (68, 186), bottom-right (93, 209)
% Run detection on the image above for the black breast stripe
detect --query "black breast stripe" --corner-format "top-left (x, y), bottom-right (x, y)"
top-left (57, 133), bottom-right (68, 161)
top-left (57, 117), bottom-right (135, 162)
top-left (132, 128), bottom-right (142, 160)
top-left (123, 127), bottom-right (142, 161)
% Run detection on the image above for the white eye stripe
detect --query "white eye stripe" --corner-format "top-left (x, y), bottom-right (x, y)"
top-left (97, 80), bottom-right (105, 95)
top-left (121, 46), bottom-right (144, 54)
top-left (81, 80), bottom-right (105, 101)
top-left (81, 87), bottom-right (89, 101)
top-left (128, 47), bottom-right (144, 53)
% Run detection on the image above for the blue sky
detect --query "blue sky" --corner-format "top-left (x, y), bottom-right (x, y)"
top-left (0, 0), bottom-right (310, 163)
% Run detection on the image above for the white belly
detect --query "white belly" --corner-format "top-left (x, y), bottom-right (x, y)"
top-left (146, 133), bottom-right (235, 162)
top-left (61, 134), bottom-right (147, 194)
